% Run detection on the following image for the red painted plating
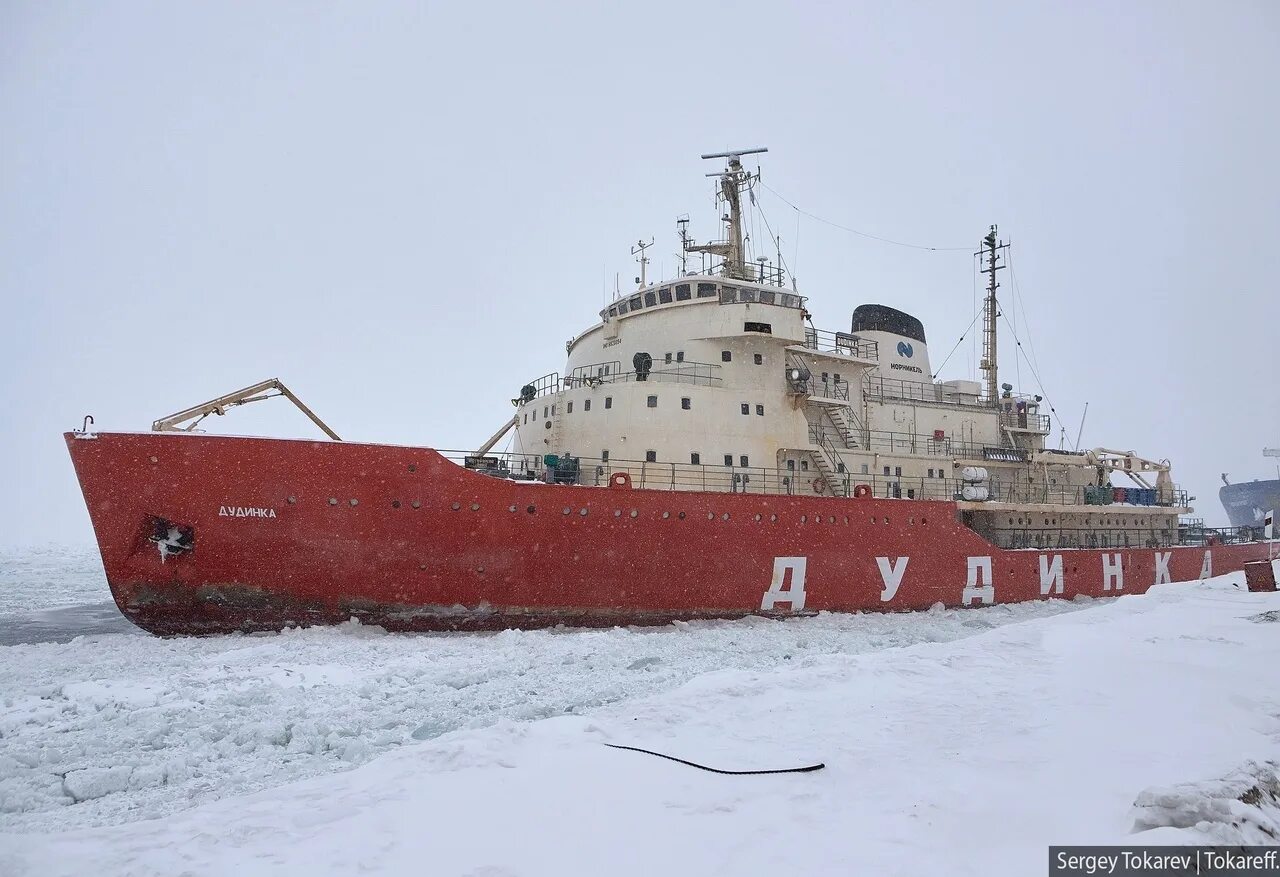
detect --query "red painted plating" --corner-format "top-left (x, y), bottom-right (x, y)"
top-left (65, 432), bottom-right (1273, 635)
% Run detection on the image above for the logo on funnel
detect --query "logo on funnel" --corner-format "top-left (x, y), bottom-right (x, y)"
top-left (897, 341), bottom-right (914, 358)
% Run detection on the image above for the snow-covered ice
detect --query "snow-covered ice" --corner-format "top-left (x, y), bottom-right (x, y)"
top-left (2, 549), bottom-right (1278, 876)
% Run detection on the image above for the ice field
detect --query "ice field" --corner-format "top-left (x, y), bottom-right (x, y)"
top-left (2, 547), bottom-right (1278, 876)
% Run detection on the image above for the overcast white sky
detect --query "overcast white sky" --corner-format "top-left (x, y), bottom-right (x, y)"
top-left (2, 0), bottom-right (1278, 546)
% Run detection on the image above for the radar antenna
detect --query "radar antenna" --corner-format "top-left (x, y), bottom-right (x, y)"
top-left (685, 147), bottom-right (768, 280)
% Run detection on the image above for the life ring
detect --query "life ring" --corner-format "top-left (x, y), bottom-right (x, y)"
top-left (812, 478), bottom-right (826, 494)
top-left (852, 483), bottom-right (871, 498)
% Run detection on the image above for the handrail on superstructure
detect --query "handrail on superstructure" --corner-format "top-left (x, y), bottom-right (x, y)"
top-left (151, 378), bottom-right (342, 440)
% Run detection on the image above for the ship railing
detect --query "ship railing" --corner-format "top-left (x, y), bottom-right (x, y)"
top-left (512, 372), bottom-right (562, 405)
top-left (981, 528), bottom-right (1180, 550)
top-left (448, 451), bottom-right (1191, 510)
top-left (1177, 524), bottom-right (1264, 546)
top-left (791, 374), bottom-right (852, 402)
top-left (999, 409), bottom-right (1051, 433)
top-left (561, 360), bottom-right (723, 389)
top-left (807, 424), bottom-right (988, 459)
top-left (800, 328), bottom-right (878, 361)
top-left (863, 375), bottom-right (991, 407)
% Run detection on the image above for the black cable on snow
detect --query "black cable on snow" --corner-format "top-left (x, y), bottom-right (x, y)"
top-left (605, 744), bottom-right (825, 775)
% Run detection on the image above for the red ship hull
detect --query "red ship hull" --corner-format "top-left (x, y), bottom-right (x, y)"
top-left (65, 432), bottom-right (1274, 636)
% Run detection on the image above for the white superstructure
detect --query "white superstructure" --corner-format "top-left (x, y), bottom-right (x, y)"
top-left (485, 149), bottom-right (1190, 551)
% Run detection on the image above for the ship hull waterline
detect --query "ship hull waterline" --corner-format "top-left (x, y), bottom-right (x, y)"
top-left (66, 432), bottom-right (1275, 636)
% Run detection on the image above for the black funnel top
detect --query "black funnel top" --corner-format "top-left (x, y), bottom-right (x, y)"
top-left (851, 304), bottom-right (926, 344)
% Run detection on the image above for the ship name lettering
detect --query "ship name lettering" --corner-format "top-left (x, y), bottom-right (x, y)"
top-left (1039, 554), bottom-right (1064, 596)
top-left (219, 505), bottom-right (277, 519)
top-left (1153, 551), bottom-right (1172, 585)
top-left (762, 557), bottom-right (807, 612)
top-left (1102, 553), bottom-right (1124, 591)
top-left (963, 556), bottom-right (994, 605)
top-left (876, 556), bottom-right (909, 602)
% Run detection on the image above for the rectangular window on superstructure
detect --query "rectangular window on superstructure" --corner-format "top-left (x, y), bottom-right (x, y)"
top-left (928, 468), bottom-right (935, 478)
top-left (681, 397), bottom-right (691, 410)
top-left (675, 284), bottom-right (691, 301)
top-left (645, 450), bottom-right (657, 463)
top-left (617, 301), bottom-right (629, 315)
top-left (755, 404), bottom-right (764, 416)
top-left (523, 413), bottom-right (528, 424)
top-left (781, 293), bottom-right (798, 308)
top-left (741, 403), bottom-right (750, 415)
top-left (532, 409), bottom-right (538, 421)
top-left (584, 399), bottom-right (591, 412)
top-left (676, 351), bottom-right (684, 362)
top-left (895, 466), bottom-right (902, 477)
top-left (744, 322), bottom-right (771, 334)
top-left (647, 395), bottom-right (657, 408)
top-left (658, 288), bottom-right (673, 304)
top-left (753, 353), bottom-right (763, 365)
top-left (643, 291), bottom-right (656, 307)
top-left (787, 459), bottom-right (795, 470)
top-left (722, 350), bottom-right (732, 362)
top-left (664, 352), bottom-right (672, 364)
top-left (801, 460), bottom-right (809, 471)
top-left (690, 452), bottom-right (700, 465)
top-left (724, 454), bottom-right (733, 466)
top-left (605, 396), bottom-right (612, 409)
top-left (602, 449), bottom-right (609, 461)
top-left (740, 455), bottom-right (749, 467)
top-left (697, 283), bottom-right (717, 298)
top-left (567, 401), bottom-right (573, 413)
top-left (608, 306), bottom-right (618, 317)
top-left (883, 466), bottom-right (890, 476)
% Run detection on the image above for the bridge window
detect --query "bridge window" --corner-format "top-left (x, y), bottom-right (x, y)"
top-left (697, 283), bottom-right (717, 298)
top-left (681, 397), bottom-right (691, 410)
top-left (647, 395), bottom-right (657, 408)
top-left (629, 296), bottom-right (642, 310)
top-left (744, 322), bottom-right (772, 334)
top-left (659, 288), bottom-right (673, 304)
top-left (646, 450), bottom-right (657, 462)
top-left (740, 288), bottom-right (757, 303)
top-left (644, 291), bottom-right (656, 307)
top-left (676, 284), bottom-right (692, 301)
top-left (760, 290), bottom-right (776, 305)
top-left (617, 301), bottom-right (629, 314)
top-left (722, 350), bottom-right (732, 362)
top-left (720, 287), bottom-right (737, 303)
top-left (690, 452), bottom-right (701, 465)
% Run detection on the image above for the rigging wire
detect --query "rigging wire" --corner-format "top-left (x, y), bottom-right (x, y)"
top-left (931, 307), bottom-right (984, 379)
top-left (759, 181), bottom-right (972, 252)
top-left (998, 308), bottom-right (1066, 439)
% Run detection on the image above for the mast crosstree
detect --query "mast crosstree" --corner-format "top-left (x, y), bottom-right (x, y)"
top-left (684, 147), bottom-right (768, 281)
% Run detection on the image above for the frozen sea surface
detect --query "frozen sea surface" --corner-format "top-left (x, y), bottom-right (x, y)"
top-left (0, 545), bottom-right (1099, 834)
top-left (4, 568), bottom-right (1278, 877)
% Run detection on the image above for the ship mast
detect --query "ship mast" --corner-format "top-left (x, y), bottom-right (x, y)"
top-left (685, 147), bottom-right (767, 281)
top-left (976, 225), bottom-right (1009, 403)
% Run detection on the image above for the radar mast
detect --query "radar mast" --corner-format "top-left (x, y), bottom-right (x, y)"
top-left (685, 147), bottom-right (767, 281)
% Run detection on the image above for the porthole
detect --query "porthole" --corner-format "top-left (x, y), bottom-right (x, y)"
top-left (707, 512), bottom-right (715, 520)
top-left (408, 464), bottom-right (417, 473)
top-left (614, 509), bottom-right (622, 517)
top-left (678, 511), bottom-right (686, 519)
top-left (662, 511), bottom-right (670, 519)
top-left (754, 513), bottom-right (762, 522)
top-left (287, 496), bottom-right (297, 505)
top-left (828, 516), bottom-right (835, 524)
top-left (579, 508), bottom-right (588, 516)
top-left (630, 510), bottom-right (638, 518)
top-left (721, 513), bottom-right (730, 521)
top-left (329, 497), bottom-right (338, 506)
top-left (471, 503), bottom-right (480, 511)
top-left (801, 515), bottom-right (807, 523)
top-left (843, 516), bottom-right (849, 524)
top-left (392, 500), bottom-right (401, 508)
top-left (563, 507), bottom-right (571, 515)
top-left (452, 502), bottom-right (462, 511)
top-left (411, 500), bottom-right (421, 509)
top-left (350, 499), bottom-right (358, 506)
top-left (769, 514), bottom-right (777, 522)
top-left (527, 505), bottom-right (536, 514)
top-left (508, 505), bottom-right (517, 513)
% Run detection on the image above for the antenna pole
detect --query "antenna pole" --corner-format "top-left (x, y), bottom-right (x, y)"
top-left (631, 238), bottom-right (653, 288)
top-left (976, 225), bottom-right (1009, 404)
top-left (687, 148), bottom-right (768, 280)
